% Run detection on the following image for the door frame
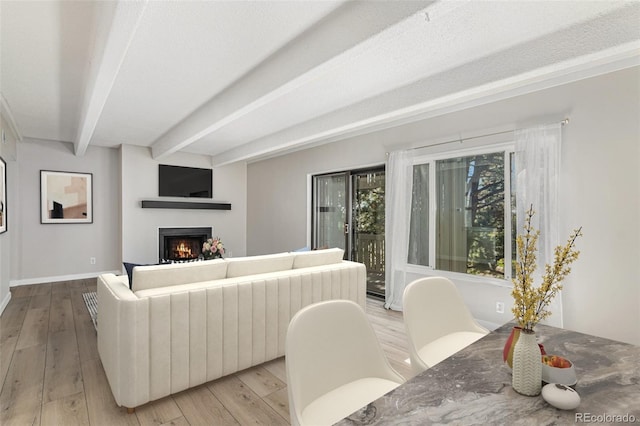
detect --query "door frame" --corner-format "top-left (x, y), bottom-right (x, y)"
top-left (306, 162), bottom-right (385, 250)
top-left (309, 165), bottom-right (386, 297)
top-left (310, 166), bottom-right (384, 255)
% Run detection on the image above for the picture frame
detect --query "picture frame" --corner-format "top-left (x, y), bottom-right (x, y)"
top-left (0, 156), bottom-right (6, 234)
top-left (40, 170), bottom-right (93, 224)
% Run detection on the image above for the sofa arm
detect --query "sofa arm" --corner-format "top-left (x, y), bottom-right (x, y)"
top-left (97, 273), bottom-right (150, 408)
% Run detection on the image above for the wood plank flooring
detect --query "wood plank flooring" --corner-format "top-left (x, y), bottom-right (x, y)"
top-left (0, 280), bottom-right (412, 425)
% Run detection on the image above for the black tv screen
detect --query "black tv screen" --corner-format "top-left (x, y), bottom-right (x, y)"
top-left (159, 165), bottom-right (212, 198)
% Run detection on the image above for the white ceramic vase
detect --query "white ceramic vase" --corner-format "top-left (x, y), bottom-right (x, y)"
top-left (512, 329), bottom-right (542, 396)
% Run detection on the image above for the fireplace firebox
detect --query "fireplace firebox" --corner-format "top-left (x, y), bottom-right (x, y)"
top-left (159, 227), bottom-right (212, 262)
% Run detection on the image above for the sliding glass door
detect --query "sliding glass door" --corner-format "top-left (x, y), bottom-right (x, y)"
top-left (312, 167), bottom-right (385, 297)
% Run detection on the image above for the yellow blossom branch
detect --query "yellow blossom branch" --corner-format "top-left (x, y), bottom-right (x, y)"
top-left (511, 206), bottom-right (582, 331)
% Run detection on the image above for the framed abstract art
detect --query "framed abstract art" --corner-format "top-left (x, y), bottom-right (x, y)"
top-left (40, 170), bottom-right (93, 224)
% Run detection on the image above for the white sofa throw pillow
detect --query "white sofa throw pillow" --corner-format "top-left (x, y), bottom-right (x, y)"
top-left (292, 247), bottom-right (345, 269)
top-left (226, 252), bottom-right (295, 278)
top-left (132, 258), bottom-right (228, 292)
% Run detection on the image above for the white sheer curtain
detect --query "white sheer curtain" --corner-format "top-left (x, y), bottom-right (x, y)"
top-left (385, 124), bottom-right (562, 313)
top-left (384, 150), bottom-right (413, 310)
top-left (515, 123), bottom-right (563, 326)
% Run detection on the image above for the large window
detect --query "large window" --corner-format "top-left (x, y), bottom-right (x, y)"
top-left (408, 148), bottom-right (515, 280)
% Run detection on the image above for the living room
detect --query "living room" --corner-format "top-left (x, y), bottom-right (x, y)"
top-left (1, 1), bottom-right (639, 424)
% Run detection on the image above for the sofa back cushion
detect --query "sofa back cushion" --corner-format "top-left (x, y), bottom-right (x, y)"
top-left (132, 259), bottom-right (228, 292)
top-left (292, 247), bottom-right (345, 269)
top-left (225, 252), bottom-right (294, 278)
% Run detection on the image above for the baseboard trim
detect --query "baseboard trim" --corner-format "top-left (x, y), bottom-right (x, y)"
top-left (0, 291), bottom-right (12, 315)
top-left (10, 270), bottom-right (121, 287)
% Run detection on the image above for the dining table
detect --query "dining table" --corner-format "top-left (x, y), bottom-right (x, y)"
top-left (336, 322), bottom-right (640, 425)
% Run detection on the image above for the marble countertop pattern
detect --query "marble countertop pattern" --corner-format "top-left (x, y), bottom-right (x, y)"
top-left (337, 323), bottom-right (640, 425)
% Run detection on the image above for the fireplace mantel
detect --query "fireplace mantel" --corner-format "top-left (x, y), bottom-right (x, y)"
top-left (142, 200), bottom-right (231, 210)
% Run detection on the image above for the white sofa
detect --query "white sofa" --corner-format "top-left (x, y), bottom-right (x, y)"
top-left (97, 248), bottom-right (366, 410)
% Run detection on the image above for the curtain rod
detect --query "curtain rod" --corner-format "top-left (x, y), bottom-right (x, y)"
top-left (406, 118), bottom-right (570, 152)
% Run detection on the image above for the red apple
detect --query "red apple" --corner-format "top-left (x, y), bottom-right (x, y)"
top-left (542, 355), bottom-right (572, 368)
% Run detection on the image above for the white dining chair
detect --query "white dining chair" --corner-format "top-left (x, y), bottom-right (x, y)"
top-left (403, 277), bottom-right (489, 376)
top-left (285, 299), bottom-right (405, 426)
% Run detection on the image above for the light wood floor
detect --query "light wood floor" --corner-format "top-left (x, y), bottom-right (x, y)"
top-left (1, 279), bottom-right (412, 425)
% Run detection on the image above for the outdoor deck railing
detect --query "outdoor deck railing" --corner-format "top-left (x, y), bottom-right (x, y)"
top-left (355, 234), bottom-right (385, 274)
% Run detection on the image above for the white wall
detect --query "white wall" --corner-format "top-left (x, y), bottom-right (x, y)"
top-left (247, 66), bottom-right (640, 345)
top-left (559, 69), bottom-right (640, 347)
top-left (4, 141), bottom-right (246, 289)
top-left (247, 135), bottom-right (387, 255)
top-left (0, 114), bottom-right (18, 314)
top-left (10, 139), bottom-right (121, 284)
top-left (120, 145), bottom-right (246, 265)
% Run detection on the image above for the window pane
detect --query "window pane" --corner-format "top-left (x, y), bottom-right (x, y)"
top-left (408, 163), bottom-right (429, 266)
top-left (314, 174), bottom-right (347, 250)
top-left (436, 153), bottom-right (505, 278)
top-left (353, 171), bottom-right (386, 297)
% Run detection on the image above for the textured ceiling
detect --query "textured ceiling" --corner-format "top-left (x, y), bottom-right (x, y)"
top-left (1, 0), bottom-right (639, 165)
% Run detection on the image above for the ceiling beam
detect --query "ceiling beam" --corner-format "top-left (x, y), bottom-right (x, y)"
top-left (210, 41), bottom-right (640, 166)
top-left (150, 0), bottom-right (430, 160)
top-left (74, 0), bottom-right (148, 156)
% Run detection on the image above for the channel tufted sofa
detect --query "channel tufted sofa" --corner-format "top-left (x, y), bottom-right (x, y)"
top-left (96, 248), bottom-right (366, 410)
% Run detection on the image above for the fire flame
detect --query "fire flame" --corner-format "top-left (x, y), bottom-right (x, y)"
top-left (175, 242), bottom-right (192, 258)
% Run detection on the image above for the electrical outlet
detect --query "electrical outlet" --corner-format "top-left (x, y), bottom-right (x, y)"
top-left (496, 301), bottom-right (505, 314)
top-left (90, 257), bottom-right (96, 265)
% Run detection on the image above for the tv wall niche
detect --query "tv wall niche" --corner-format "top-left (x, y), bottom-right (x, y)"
top-left (159, 164), bottom-right (212, 198)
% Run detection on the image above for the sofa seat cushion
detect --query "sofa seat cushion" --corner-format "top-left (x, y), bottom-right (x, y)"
top-left (132, 258), bottom-right (228, 292)
top-left (292, 247), bottom-right (344, 269)
top-left (301, 377), bottom-right (401, 426)
top-left (225, 252), bottom-right (294, 278)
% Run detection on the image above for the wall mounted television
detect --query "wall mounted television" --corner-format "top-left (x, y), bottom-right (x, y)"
top-left (159, 164), bottom-right (212, 198)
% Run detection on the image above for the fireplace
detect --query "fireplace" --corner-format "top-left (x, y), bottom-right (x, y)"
top-left (159, 227), bottom-right (212, 263)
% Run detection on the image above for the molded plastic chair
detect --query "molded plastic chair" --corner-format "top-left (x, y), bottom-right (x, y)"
top-left (286, 300), bottom-right (405, 426)
top-left (403, 277), bottom-right (489, 376)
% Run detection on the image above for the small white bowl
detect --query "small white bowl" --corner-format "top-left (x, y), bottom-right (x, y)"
top-left (542, 383), bottom-right (581, 410)
top-left (541, 355), bottom-right (577, 387)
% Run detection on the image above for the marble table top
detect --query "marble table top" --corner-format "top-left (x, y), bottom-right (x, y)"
top-left (337, 323), bottom-right (640, 425)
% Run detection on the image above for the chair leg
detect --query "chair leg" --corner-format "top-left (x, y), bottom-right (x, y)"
top-left (126, 407), bottom-right (135, 414)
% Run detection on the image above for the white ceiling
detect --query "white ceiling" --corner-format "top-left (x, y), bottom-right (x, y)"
top-left (2, 0), bottom-right (639, 166)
